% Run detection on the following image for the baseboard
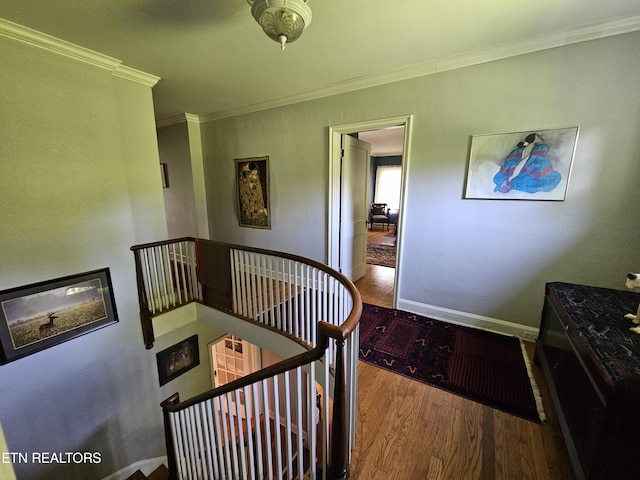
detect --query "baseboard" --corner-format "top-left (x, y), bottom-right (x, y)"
top-left (395, 298), bottom-right (539, 341)
top-left (100, 456), bottom-right (167, 480)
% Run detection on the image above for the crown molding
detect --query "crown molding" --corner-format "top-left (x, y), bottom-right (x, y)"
top-left (0, 18), bottom-right (120, 71)
top-left (434, 13), bottom-right (640, 74)
top-left (113, 65), bottom-right (160, 87)
top-left (155, 115), bottom-right (186, 128)
top-left (184, 113), bottom-right (202, 124)
top-left (0, 17), bottom-right (159, 87)
top-left (193, 14), bottom-right (640, 123)
top-left (155, 113), bottom-right (203, 128)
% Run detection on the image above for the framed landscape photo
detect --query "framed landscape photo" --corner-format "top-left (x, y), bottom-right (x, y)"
top-left (235, 156), bottom-right (271, 229)
top-left (0, 268), bottom-right (118, 364)
top-left (464, 126), bottom-right (579, 200)
top-left (156, 335), bottom-right (200, 386)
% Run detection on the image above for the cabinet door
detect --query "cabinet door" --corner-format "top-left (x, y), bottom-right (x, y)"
top-left (540, 304), bottom-right (606, 477)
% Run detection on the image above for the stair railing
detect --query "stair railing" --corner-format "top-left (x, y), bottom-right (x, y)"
top-left (162, 326), bottom-right (331, 480)
top-left (225, 243), bottom-right (361, 479)
top-left (131, 237), bottom-right (201, 348)
top-left (131, 238), bottom-right (362, 479)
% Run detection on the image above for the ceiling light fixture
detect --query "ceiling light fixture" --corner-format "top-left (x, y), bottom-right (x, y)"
top-left (248, 0), bottom-right (312, 51)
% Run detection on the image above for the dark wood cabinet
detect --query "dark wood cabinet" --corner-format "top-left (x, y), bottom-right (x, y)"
top-left (535, 282), bottom-right (640, 480)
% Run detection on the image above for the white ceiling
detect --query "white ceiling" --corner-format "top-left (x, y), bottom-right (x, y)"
top-left (358, 126), bottom-right (405, 157)
top-left (2, 1), bottom-right (640, 123)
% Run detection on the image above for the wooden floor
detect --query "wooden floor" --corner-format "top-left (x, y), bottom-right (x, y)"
top-left (351, 259), bottom-right (575, 479)
top-left (367, 227), bottom-right (396, 247)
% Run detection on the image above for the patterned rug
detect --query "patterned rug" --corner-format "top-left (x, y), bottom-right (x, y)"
top-left (366, 244), bottom-right (396, 268)
top-left (359, 304), bottom-right (546, 423)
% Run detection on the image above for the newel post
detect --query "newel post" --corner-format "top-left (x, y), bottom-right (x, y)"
top-left (131, 248), bottom-right (155, 349)
top-left (329, 339), bottom-right (350, 480)
top-left (160, 393), bottom-right (180, 480)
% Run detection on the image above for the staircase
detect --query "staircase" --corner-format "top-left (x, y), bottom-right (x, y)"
top-left (126, 465), bottom-right (169, 480)
top-left (130, 238), bottom-right (362, 479)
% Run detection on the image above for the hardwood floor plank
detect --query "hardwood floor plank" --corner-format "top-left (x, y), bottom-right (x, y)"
top-left (426, 456), bottom-right (445, 480)
top-left (518, 419), bottom-right (549, 480)
top-left (493, 410), bottom-right (520, 479)
top-left (380, 379), bottom-right (424, 474)
top-left (480, 406), bottom-right (496, 480)
top-left (458, 399), bottom-right (483, 479)
top-left (433, 397), bottom-right (470, 479)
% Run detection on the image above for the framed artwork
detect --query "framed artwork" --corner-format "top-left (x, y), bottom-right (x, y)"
top-left (156, 335), bottom-right (200, 386)
top-left (464, 127), bottom-right (579, 200)
top-left (235, 156), bottom-right (271, 229)
top-left (160, 163), bottom-right (169, 188)
top-left (0, 268), bottom-right (118, 364)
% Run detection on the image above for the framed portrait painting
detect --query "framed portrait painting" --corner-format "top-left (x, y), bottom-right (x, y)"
top-left (464, 127), bottom-right (579, 200)
top-left (0, 268), bottom-right (119, 364)
top-left (235, 156), bottom-right (271, 229)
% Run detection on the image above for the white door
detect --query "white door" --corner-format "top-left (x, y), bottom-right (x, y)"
top-left (339, 135), bottom-right (370, 282)
top-left (212, 335), bottom-right (247, 386)
top-left (211, 335), bottom-right (260, 417)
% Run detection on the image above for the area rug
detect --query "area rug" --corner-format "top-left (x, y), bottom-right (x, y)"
top-left (366, 244), bottom-right (396, 268)
top-left (359, 303), bottom-right (546, 423)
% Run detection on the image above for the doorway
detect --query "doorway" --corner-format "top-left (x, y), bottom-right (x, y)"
top-left (328, 115), bottom-right (412, 308)
top-left (209, 335), bottom-right (261, 417)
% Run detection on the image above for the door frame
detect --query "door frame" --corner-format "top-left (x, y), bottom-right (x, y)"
top-left (328, 115), bottom-right (413, 308)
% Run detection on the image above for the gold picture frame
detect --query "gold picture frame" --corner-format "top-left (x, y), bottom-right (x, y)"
top-left (235, 156), bottom-right (271, 229)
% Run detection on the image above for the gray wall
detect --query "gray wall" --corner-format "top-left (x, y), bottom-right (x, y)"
top-left (158, 123), bottom-right (198, 238)
top-left (0, 35), bottom-right (219, 479)
top-left (197, 32), bottom-right (640, 330)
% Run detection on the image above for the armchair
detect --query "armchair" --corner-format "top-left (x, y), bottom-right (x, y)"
top-left (369, 203), bottom-right (390, 230)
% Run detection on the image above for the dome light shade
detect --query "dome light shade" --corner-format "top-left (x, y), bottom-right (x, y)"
top-left (248, 0), bottom-right (312, 50)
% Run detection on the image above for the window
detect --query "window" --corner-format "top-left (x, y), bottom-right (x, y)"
top-left (374, 165), bottom-right (401, 210)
